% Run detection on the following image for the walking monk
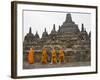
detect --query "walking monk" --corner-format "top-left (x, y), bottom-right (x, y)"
top-left (41, 48), bottom-right (48, 64)
top-left (27, 48), bottom-right (34, 64)
top-left (51, 48), bottom-right (57, 64)
top-left (59, 48), bottom-right (65, 63)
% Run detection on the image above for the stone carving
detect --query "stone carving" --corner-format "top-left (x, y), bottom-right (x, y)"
top-left (23, 13), bottom-right (91, 64)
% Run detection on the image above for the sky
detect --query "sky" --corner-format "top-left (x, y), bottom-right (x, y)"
top-left (23, 10), bottom-right (91, 39)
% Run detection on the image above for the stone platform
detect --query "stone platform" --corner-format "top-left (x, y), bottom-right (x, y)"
top-left (23, 61), bottom-right (90, 69)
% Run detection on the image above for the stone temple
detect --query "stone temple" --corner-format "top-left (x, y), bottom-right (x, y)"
top-left (23, 13), bottom-right (91, 64)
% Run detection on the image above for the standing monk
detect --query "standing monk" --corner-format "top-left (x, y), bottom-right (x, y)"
top-left (27, 48), bottom-right (34, 64)
top-left (51, 48), bottom-right (57, 64)
top-left (59, 48), bottom-right (65, 63)
top-left (41, 48), bottom-right (48, 64)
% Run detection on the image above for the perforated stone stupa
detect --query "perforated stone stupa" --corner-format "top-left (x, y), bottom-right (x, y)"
top-left (23, 13), bottom-right (91, 63)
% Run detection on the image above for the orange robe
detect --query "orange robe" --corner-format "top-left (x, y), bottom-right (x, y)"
top-left (59, 49), bottom-right (65, 63)
top-left (41, 48), bottom-right (48, 64)
top-left (51, 49), bottom-right (57, 64)
top-left (28, 48), bottom-right (34, 64)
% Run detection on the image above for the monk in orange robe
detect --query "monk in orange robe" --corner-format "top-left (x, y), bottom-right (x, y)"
top-left (51, 48), bottom-right (57, 64)
top-left (59, 48), bottom-right (65, 63)
top-left (27, 48), bottom-right (34, 64)
top-left (41, 48), bottom-right (48, 64)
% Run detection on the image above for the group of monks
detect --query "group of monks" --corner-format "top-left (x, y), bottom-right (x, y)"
top-left (27, 48), bottom-right (65, 64)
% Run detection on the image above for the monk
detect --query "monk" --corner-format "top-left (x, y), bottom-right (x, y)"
top-left (41, 48), bottom-right (48, 64)
top-left (59, 48), bottom-right (65, 63)
top-left (51, 48), bottom-right (57, 64)
top-left (27, 48), bottom-right (34, 64)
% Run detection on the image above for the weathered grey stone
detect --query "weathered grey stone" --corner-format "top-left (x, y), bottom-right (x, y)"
top-left (23, 13), bottom-right (91, 63)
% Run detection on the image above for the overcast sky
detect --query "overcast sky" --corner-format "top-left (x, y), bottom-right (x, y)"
top-left (23, 10), bottom-right (91, 39)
